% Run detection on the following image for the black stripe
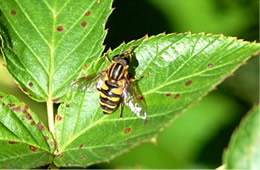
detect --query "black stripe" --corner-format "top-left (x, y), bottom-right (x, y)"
top-left (101, 88), bottom-right (121, 98)
top-left (108, 63), bottom-right (115, 78)
top-left (105, 80), bottom-right (118, 88)
top-left (117, 65), bottom-right (124, 79)
top-left (111, 63), bottom-right (123, 80)
top-left (100, 96), bottom-right (118, 106)
top-left (100, 103), bottom-right (114, 112)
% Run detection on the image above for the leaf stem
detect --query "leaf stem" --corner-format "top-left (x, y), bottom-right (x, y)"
top-left (47, 99), bottom-right (55, 136)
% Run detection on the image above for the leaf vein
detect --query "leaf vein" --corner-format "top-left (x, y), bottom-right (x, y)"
top-left (54, 0), bottom-right (97, 50)
top-left (14, 0), bottom-right (52, 48)
top-left (53, 6), bottom-right (105, 75)
top-left (2, 12), bottom-right (49, 76)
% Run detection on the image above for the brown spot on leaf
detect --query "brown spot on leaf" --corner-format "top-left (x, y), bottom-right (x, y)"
top-left (31, 121), bottom-right (36, 125)
top-left (66, 104), bottom-right (70, 108)
top-left (10, 9), bottom-right (16, 15)
top-left (7, 104), bottom-right (15, 108)
top-left (81, 21), bottom-right (87, 27)
top-left (45, 136), bottom-right (49, 140)
top-left (52, 98), bottom-right (59, 103)
top-left (22, 87), bottom-right (28, 92)
top-left (25, 113), bottom-right (32, 120)
top-left (8, 141), bottom-right (18, 144)
top-left (0, 96), bottom-right (3, 99)
top-left (166, 93), bottom-right (171, 97)
top-left (57, 26), bottom-right (64, 32)
top-left (37, 123), bottom-right (45, 131)
top-left (144, 119), bottom-right (149, 125)
top-left (124, 128), bottom-right (131, 134)
top-left (174, 94), bottom-right (180, 99)
top-left (50, 141), bottom-right (54, 146)
top-left (79, 144), bottom-right (83, 149)
top-left (85, 11), bottom-right (91, 16)
top-left (22, 105), bottom-right (29, 113)
top-left (28, 82), bottom-right (33, 87)
top-left (185, 80), bottom-right (192, 86)
top-left (2, 64), bottom-right (6, 67)
top-left (29, 145), bottom-right (37, 152)
top-left (138, 96), bottom-right (144, 101)
top-left (12, 106), bottom-right (21, 112)
top-left (57, 115), bottom-right (62, 121)
top-left (208, 63), bottom-right (213, 68)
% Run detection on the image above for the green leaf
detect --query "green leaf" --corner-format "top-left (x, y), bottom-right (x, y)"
top-left (54, 32), bottom-right (260, 167)
top-left (0, 0), bottom-right (113, 102)
top-left (223, 105), bottom-right (260, 169)
top-left (0, 92), bottom-right (55, 168)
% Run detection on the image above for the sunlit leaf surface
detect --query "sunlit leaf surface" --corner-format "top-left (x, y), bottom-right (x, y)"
top-left (0, 0), bottom-right (112, 101)
top-left (223, 105), bottom-right (260, 169)
top-left (54, 33), bottom-right (260, 167)
top-left (0, 92), bottom-right (55, 168)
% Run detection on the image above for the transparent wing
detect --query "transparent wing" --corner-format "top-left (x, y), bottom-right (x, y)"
top-left (70, 71), bottom-right (106, 92)
top-left (122, 79), bottom-right (147, 119)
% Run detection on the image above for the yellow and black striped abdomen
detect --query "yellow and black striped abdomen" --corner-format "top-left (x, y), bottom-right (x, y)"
top-left (99, 76), bottom-right (124, 114)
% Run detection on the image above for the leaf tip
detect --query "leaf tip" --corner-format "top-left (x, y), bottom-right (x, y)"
top-left (143, 33), bottom-right (149, 39)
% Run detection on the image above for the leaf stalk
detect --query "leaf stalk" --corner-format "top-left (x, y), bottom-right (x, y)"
top-left (47, 99), bottom-right (55, 136)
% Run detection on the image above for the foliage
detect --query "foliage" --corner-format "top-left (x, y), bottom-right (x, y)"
top-left (223, 105), bottom-right (260, 169)
top-left (0, 0), bottom-right (259, 168)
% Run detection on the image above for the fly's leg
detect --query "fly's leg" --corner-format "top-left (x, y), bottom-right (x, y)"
top-left (129, 73), bottom-right (151, 83)
top-left (103, 50), bottom-right (112, 63)
top-left (119, 103), bottom-right (124, 119)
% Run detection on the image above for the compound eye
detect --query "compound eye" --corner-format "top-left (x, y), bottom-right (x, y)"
top-left (122, 57), bottom-right (129, 65)
top-left (112, 55), bottom-right (119, 61)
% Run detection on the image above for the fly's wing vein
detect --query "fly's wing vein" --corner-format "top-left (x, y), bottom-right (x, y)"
top-left (122, 79), bottom-right (147, 119)
top-left (70, 71), bottom-right (106, 92)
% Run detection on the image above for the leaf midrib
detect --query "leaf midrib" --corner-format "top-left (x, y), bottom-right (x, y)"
top-left (59, 109), bottom-right (175, 152)
top-left (48, 1), bottom-right (57, 100)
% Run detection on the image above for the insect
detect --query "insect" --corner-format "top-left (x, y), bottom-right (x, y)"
top-left (71, 49), bottom-right (147, 119)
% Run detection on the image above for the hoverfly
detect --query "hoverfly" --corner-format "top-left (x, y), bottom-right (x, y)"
top-left (71, 50), bottom-right (147, 119)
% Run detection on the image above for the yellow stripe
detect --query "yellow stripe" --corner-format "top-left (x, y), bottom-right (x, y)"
top-left (100, 91), bottom-right (121, 101)
top-left (102, 81), bottom-right (109, 90)
top-left (109, 97), bottom-right (120, 102)
top-left (103, 109), bottom-right (113, 114)
top-left (111, 86), bottom-right (123, 95)
top-left (118, 66), bottom-right (125, 80)
top-left (100, 101), bottom-right (117, 109)
top-left (114, 65), bottom-right (122, 80)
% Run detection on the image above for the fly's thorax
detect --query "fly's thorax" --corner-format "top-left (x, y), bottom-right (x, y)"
top-left (108, 61), bottom-right (129, 81)
top-left (112, 54), bottom-right (130, 66)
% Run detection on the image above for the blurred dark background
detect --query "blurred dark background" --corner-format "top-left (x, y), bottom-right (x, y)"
top-left (0, 0), bottom-right (259, 168)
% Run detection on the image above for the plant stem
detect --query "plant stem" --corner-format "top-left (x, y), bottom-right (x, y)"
top-left (47, 99), bottom-right (55, 136)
